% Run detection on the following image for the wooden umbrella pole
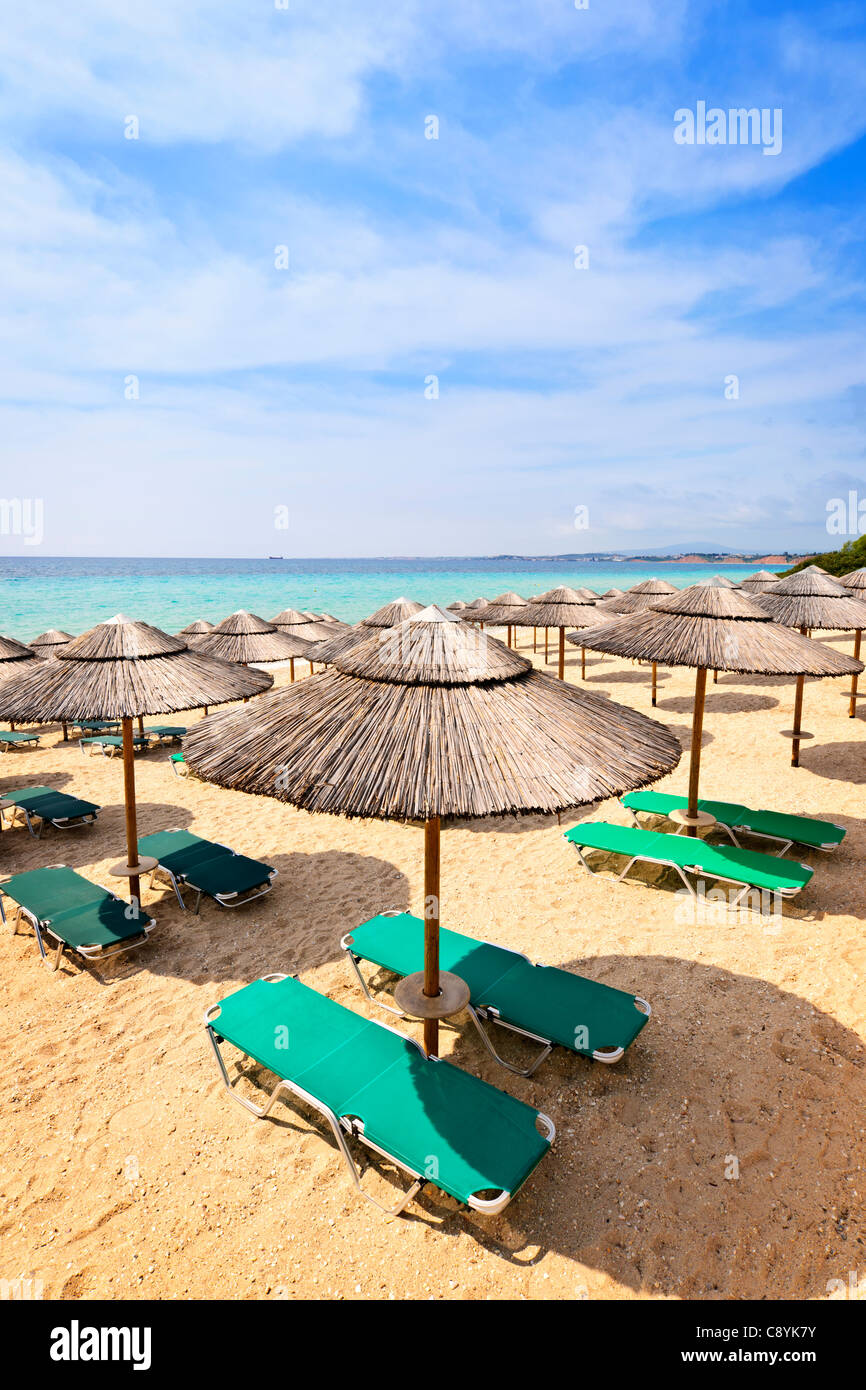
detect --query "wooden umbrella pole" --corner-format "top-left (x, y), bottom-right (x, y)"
top-left (533, 626), bottom-right (537, 653)
top-left (791, 675), bottom-right (805, 767)
top-left (651, 662), bottom-right (658, 706)
top-left (544, 628), bottom-right (549, 662)
top-left (121, 717), bottom-right (141, 906)
top-left (558, 627), bottom-right (565, 681)
top-left (686, 668), bottom-right (708, 836)
top-left (791, 625), bottom-right (807, 767)
top-left (289, 657), bottom-right (295, 684)
top-left (581, 645), bottom-right (586, 680)
top-left (423, 815), bottom-right (441, 1057)
top-left (849, 629), bottom-right (862, 718)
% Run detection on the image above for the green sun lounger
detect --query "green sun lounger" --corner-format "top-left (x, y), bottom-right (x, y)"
top-left (138, 828), bottom-right (276, 912)
top-left (621, 790), bottom-right (846, 857)
top-left (0, 785), bottom-right (100, 836)
top-left (564, 822), bottom-right (813, 904)
top-left (0, 864), bottom-right (156, 971)
top-left (342, 912), bottom-right (650, 1075)
top-left (0, 730), bottom-right (41, 751)
top-left (170, 752), bottom-right (188, 777)
top-left (79, 733), bottom-right (152, 756)
top-left (204, 973), bottom-right (554, 1216)
top-left (143, 725), bottom-right (187, 744)
top-left (72, 719), bottom-right (121, 736)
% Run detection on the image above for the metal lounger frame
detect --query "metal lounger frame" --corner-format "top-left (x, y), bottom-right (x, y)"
top-left (341, 909), bottom-right (650, 1075)
top-left (0, 866), bottom-right (156, 972)
top-left (1, 802), bottom-right (99, 839)
top-left (204, 973), bottom-right (554, 1218)
top-left (568, 840), bottom-right (808, 907)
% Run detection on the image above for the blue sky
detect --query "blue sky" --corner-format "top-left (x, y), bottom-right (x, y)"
top-left (1, 0), bottom-right (865, 557)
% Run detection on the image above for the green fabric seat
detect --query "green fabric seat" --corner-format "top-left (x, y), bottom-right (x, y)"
top-left (564, 821), bottom-right (813, 896)
top-left (0, 730), bottom-right (40, 747)
top-left (184, 852), bottom-right (275, 899)
top-left (138, 829), bottom-right (275, 910)
top-left (208, 974), bottom-right (553, 1212)
top-left (80, 734), bottom-right (150, 752)
top-left (138, 829), bottom-right (233, 877)
top-left (144, 725), bottom-right (187, 741)
top-left (0, 865), bottom-right (155, 969)
top-left (41, 899), bottom-right (145, 949)
top-left (622, 790), bottom-right (845, 854)
top-left (346, 913), bottom-right (649, 1065)
top-left (1, 785), bottom-right (100, 834)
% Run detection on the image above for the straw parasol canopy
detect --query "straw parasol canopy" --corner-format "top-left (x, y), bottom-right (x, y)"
top-left (0, 615), bottom-right (273, 899)
top-left (177, 619), bottom-right (214, 636)
top-left (195, 610), bottom-right (316, 678)
top-left (29, 629), bottom-right (74, 657)
top-left (740, 570), bottom-right (782, 591)
top-left (184, 604), bottom-right (681, 1053)
top-left (0, 634), bottom-right (38, 670)
top-left (271, 607), bottom-right (338, 642)
top-left (471, 591), bottom-right (527, 647)
top-left (361, 597), bottom-right (425, 628)
top-left (307, 599), bottom-right (427, 665)
top-left (514, 587), bottom-right (600, 680)
top-left (840, 568), bottom-right (866, 591)
top-left (753, 566), bottom-right (866, 750)
top-left (591, 579), bottom-right (678, 704)
top-left (573, 583), bottom-right (862, 827)
top-left (446, 600), bottom-right (467, 612)
top-left (600, 587), bottom-right (625, 599)
top-left (696, 573), bottom-right (737, 588)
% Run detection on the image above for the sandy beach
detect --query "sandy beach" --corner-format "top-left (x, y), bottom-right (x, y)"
top-left (1, 630), bottom-right (864, 1302)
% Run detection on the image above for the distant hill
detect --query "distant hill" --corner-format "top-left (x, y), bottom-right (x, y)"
top-left (781, 535), bottom-right (866, 578)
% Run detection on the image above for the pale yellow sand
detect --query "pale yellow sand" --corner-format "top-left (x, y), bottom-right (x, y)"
top-left (0, 633), bottom-right (864, 1301)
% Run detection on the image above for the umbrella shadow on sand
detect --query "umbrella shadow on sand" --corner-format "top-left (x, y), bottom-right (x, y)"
top-left (797, 741), bottom-right (866, 785)
top-left (656, 692), bottom-right (779, 715)
top-left (438, 954), bottom-right (866, 1296)
top-left (135, 849), bottom-right (411, 985)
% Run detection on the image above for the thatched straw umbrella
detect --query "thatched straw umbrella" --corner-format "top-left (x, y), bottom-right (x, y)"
top-left (574, 584), bottom-right (861, 831)
top-left (0, 635), bottom-right (40, 736)
top-left (362, 597), bottom-right (425, 628)
top-left (29, 629), bottom-right (74, 656)
top-left (840, 567), bottom-right (866, 713)
top-left (740, 570), bottom-right (781, 591)
top-left (177, 619), bottom-right (214, 637)
top-left (754, 567), bottom-right (866, 751)
top-left (195, 610), bottom-right (315, 682)
top-left (473, 592), bottom-right (527, 648)
top-left (27, 631), bottom-right (75, 738)
top-left (270, 607), bottom-right (337, 643)
top-left (184, 605), bottom-right (681, 1054)
top-left (0, 616), bottom-right (272, 902)
top-left (601, 588), bottom-right (626, 599)
top-left (592, 579), bottom-right (678, 704)
top-left (0, 634), bottom-right (38, 671)
top-left (514, 587), bottom-right (599, 680)
top-left (306, 600), bottom-right (425, 666)
top-left (446, 600), bottom-right (467, 613)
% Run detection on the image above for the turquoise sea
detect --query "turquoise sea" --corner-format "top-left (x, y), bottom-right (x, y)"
top-left (0, 557), bottom-right (773, 643)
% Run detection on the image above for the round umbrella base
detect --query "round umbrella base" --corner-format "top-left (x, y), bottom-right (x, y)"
top-left (779, 730), bottom-right (814, 740)
top-left (394, 970), bottom-right (471, 1020)
top-left (109, 856), bottom-right (158, 878)
top-left (669, 807), bottom-right (716, 830)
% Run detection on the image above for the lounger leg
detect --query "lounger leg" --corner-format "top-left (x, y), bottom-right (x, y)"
top-left (343, 949), bottom-right (405, 1018)
top-left (467, 1006), bottom-right (553, 1077)
top-left (206, 1027), bottom-right (425, 1217)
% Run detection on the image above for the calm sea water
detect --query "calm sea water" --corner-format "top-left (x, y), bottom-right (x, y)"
top-left (0, 557), bottom-right (770, 642)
